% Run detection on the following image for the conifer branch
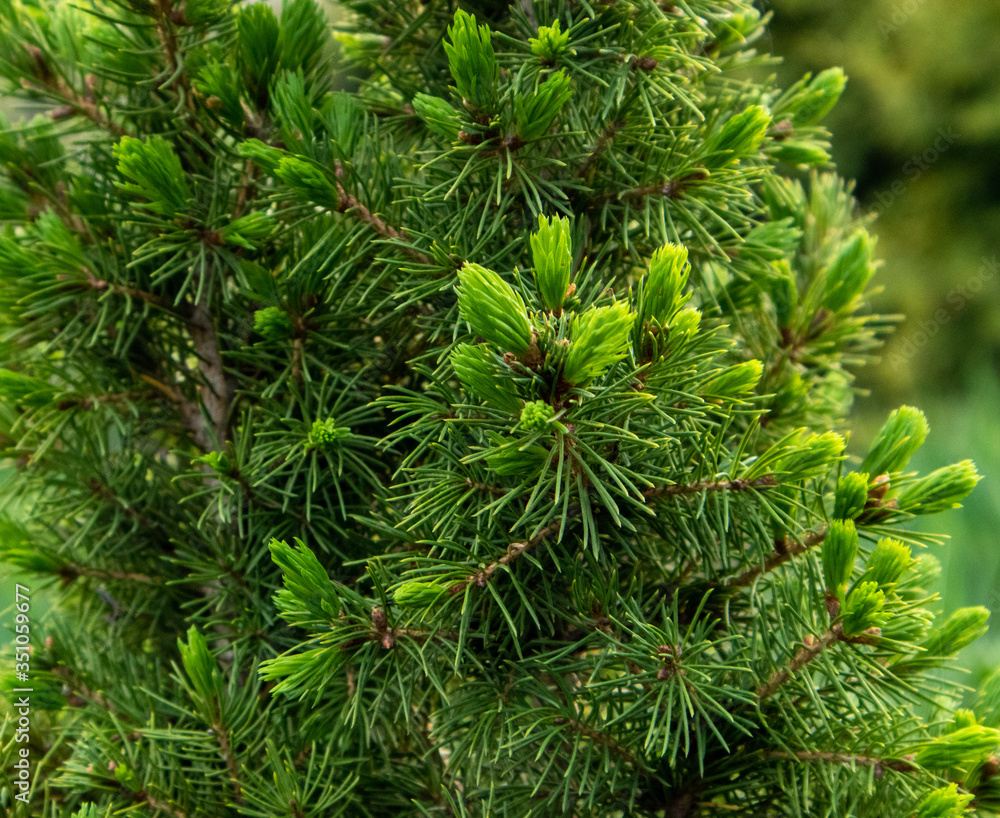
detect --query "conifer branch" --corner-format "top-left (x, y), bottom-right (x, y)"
top-left (59, 564), bottom-right (159, 585)
top-left (135, 790), bottom-right (188, 818)
top-left (643, 474), bottom-right (779, 500)
top-left (82, 270), bottom-right (194, 321)
top-left (211, 722), bottom-right (243, 804)
top-left (551, 716), bottom-right (638, 766)
top-left (52, 666), bottom-right (114, 712)
top-left (756, 627), bottom-right (843, 700)
top-left (334, 179), bottom-right (432, 265)
top-left (762, 750), bottom-right (918, 775)
top-left (756, 624), bottom-right (881, 701)
top-left (726, 525), bottom-right (829, 589)
top-left (188, 298), bottom-right (234, 450)
top-left (21, 46), bottom-right (128, 137)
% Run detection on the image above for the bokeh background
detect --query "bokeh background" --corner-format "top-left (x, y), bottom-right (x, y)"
top-left (764, 0), bottom-right (1000, 679)
top-left (2, 1), bottom-right (998, 683)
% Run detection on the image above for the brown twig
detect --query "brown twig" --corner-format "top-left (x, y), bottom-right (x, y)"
top-left (725, 525), bottom-right (829, 589)
top-left (643, 474), bottom-right (778, 500)
top-left (136, 791), bottom-right (188, 818)
top-left (763, 750), bottom-right (917, 776)
top-left (756, 624), bottom-right (881, 701)
top-left (552, 717), bottom-right (638, 766)
top-left (212, 722), bottom-right (243, 804)
top-left (756, 627), bottom-right (843, 700)
top-left (188, 298), bottom-right (235, 450)
top-left (334, 182), bottom-right (432, 265)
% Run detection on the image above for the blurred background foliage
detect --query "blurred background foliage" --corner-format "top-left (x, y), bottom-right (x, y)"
top-left (2, 0), bottom-right (998, 679)
top-left (765, 0), bottom-right (1000, 677)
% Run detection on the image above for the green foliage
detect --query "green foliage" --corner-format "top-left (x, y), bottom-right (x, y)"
top-left (822, 519), bottom-right (858, 598)
top-left (562, 303), bottom-right (633, 385)
top-left (529, 214), bottom-right (573, 310)
top-left (514, 69), bottom-right (572, 142)
top-left (861, 405), bottom-right (929, 476)
top-left (113, 136), bottom-right (191, 216)
top-left (443, 10), bottom-right (498, 112)
top-left (456, 262), bottom-right (533, 355)
top-left (0, 0), bottom-right (994, 815)
top-left (917, 784), bottom-right (975, 818)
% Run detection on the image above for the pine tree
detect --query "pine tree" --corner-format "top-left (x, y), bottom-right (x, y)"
top-left (0, 0), bottom-right (997, 815)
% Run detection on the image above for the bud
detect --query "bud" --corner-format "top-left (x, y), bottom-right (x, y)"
top-left (238, 138), bottom-right (287, 174)
top-left (898, 460), bottom-right (981, 516)
top-left (253, 306), bottom-right (293, 341)
top-left (840, 581), bottom-right (887, 637)
top-left (916, 784), bottom-right (975, 818)
top-left (770, 139), bottom-right (830, 167)
top-left (195, 60), bottom-right (243, 124)
top-left (822, 519), bottom-right (858, 597)
top-left (833, 472), bottom-right (869, 520)
top-left (274, 157), bottom-right (340, 209)
top-left (394, 580), bottom-right (449, 608)
top-left (306, 418), bottom-right (350, 450)
top-left (794, 68), bottom-right (847, 127)
top-left (641, 243), bottom-right (690, 326)
top-left (860, 406), bottom-right (929, 477)
top-left (520, 400), bottom-right (555, 431)
top-left (194, 449), bottom-right (232, 475)
top-left (185, 0), bottom-right (230, 24)
top-left (113, 135), bottom-right (191, 215)
top-left (821, 229), bottom-right (876, 312)
top-left (113, 761), bottom-right (140, 790)
top-left (950, 710), bottom-right (979, 732)
top-left (412, 94), bottom-right (461, 141)
top-left (562, 303), bottom-right (633, 385)
top-left (863, 538), bottom-right (911, 589)
top-left (222, 211), bottom-right (273, 250)
top-left (920, 607), bottom-right (990, 660)
top-left (444, 10), bottom-right (499, 112)
top-left (456, 263), bottom-right (533, 356)
top-left (703, 105), bottom-right (771, 170)
top-left (530, 214), bottom-right (573, 310)
top-left (529, 19), bottom-right (573, 61)
top-left (704, 360), bottom-right (763, 399)
top-left (780, 431), bottom-right (845, 480)
top-left (451, 344), bottom-right (522, 414)
top-left (516, 70), bottom-right (572, 142)
top-left (914, 725), bottom-right (1000, 770)
top-left (237, 2), bottom-right (280, 104)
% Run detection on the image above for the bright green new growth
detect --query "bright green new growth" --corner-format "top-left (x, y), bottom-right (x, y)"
top-left (918, 784), bottom-right (976, 818)
top-left (840, 581), bottom-right (888, 637)
top-left (0, 0), bottom-right (995, 815)
top-left (443, 9), bottom-right (499, 112)
top-left (519, 399), bottom-right (556, 431)
top-left (563, 302), bottom-right (634, 384)
top-left (834, 471), bottom-right (869, 519)
top-left (861, 404), bottom-right (930, 476)
top-left (515, 70), bottom-right (572, 142)
top-left (530, 214), bottom-right (573, 310)
top-left (456, 262), bottom-right (533, 355)
top-left (864, 538), bottom-right (912, 588)
top-left (822, 518), bottom-right (858, 598)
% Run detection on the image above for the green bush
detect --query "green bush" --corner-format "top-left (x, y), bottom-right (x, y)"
top-left (0, 0), bottom-right (996, 815)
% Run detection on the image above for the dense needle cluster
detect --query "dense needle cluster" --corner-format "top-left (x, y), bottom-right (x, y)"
top-left (0, 0), bottom-right (997, 815)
